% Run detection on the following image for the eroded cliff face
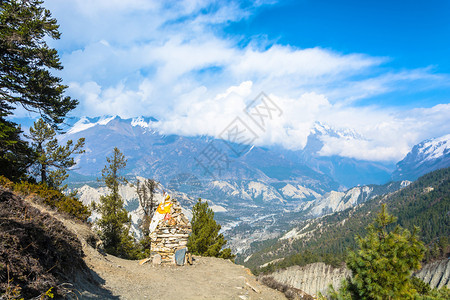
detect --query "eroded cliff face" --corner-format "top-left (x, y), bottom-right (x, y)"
top-left (264, 259), bottom-right (450, 296)
top-left (414, 259), bottom-right (450, 289)
top-left (266, 262), bottom-right (351, 296)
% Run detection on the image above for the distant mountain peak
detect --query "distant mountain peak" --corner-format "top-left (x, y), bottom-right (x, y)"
top-left (312, 121), bottom-right (363, 140)
top-left (67, 115), bottom-right (159, 134)
top-left (130, 116), bottom-right (158, 129)
top-left (418, 134), bottom-right (450, 163)
top-left (67, 115), bottom-right (116, 134)
top-left (392, 133), bottom-right (450, 181)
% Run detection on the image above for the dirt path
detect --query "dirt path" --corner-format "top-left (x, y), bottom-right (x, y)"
top-left (85, 253), bottom-right (285, 300)
top-left (26, 199), bottom-right (286, 300)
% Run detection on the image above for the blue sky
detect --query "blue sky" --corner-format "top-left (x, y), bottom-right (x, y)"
top-left (20, 0), bottom-right (449, 162)
top-left (228, 1), bottom-right (450, 71)
top-left (224, 0), bottom-right (450, 107)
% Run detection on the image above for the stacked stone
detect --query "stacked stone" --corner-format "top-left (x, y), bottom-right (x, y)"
top-left (150, 198), bottom-right (191, 265)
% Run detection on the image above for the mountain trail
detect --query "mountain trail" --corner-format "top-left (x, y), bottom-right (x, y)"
top-left (25, 198), bottom-right (286, 300)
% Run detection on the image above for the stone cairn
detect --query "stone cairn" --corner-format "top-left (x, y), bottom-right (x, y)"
top-left (150, 198), bottom-right (191, 265)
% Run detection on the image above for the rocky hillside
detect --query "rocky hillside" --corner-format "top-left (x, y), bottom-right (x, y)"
top-left (261, 259), bottom-right (450, 297)
top-left (262, 262), bottom-right (351, 296)
top-left (414, 259), bottom-right (450, 290)
top-left (302, 180), bottom-right (410, 217)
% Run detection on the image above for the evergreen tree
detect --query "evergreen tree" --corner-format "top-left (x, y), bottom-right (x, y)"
top-left (0, 0), bottom-right (77, 125)
top-left (27, 118), bottom-right (85, 189)
top-left (0, 116), bottom-right (34, 181)
top-left (342, 204), bottom-right (426, 299)
top-left (187, 199), bottom-right (234, 259)
top-left (1, 0), bottom-right (78, 181)
top-left (96, 147), bottom-right (138, 259)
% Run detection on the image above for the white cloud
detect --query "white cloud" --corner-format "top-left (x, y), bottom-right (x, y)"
top-left (155, 86), bottom-right (450, 162)
top-left (316, 103), bottom-right (450, 161)
top-left (229, 46), bottom-right (383, 78)
top-left (41, 0), bottom-right (450, 162)
top-left (153, 81), bottom-right (253, 137)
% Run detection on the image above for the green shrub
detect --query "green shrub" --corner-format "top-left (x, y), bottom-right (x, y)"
top-left (0, 176), bottom-right (90, 221)
top-left (187, 199), bottom-right (234, 259)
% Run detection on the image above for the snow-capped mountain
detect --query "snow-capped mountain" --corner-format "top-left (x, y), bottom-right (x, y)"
top-left (59, 115), bottom-right (341, 189)
top-left (55, 116), bottom-right (400, 215)
top-left (58, 115), bottom-right (393, 188)
top-left (294, 122), bottom-right (394, 188)
top-left (40, 115), bottom-right (418, 254)
top-left (392, 134), bottom-right (450, 181)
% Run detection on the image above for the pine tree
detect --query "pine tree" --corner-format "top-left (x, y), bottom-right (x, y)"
top-left (27, 118), bottom-right (85, 189)
top-left (0, 0), bottom-right (77, 125)
top-left (0, 116), bottom-right (34, 181)
top-left (187, 199), bottom-right (234, 259)
top-left (344, 204), bottom-right (426, 299)
top-left (1, 0), bottom-right (78, 181)
top-left (96, 147), bottom-right (138, 259)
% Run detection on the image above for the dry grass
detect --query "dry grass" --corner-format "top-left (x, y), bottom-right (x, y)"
top-left (0, 187), bottom-right (92, 299)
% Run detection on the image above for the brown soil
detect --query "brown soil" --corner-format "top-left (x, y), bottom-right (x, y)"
top-left (1, 186), bottom-right (286, 299)
top-left (81, 251), bottom-right (286, 300)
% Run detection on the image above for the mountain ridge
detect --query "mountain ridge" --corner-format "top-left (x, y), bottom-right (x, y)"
top-left (392, 134), bottom-right (450, 181)
top-left (241, 167), bottom-right (450, 273)
top-left (58, 115), bottom-right (394, 188)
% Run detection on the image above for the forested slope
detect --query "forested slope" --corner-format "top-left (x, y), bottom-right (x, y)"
top-left (244, 167), bottom-right (450, 273)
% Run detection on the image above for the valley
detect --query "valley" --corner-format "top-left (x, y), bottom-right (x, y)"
top-left (58, 115), bottom-right (449, 259)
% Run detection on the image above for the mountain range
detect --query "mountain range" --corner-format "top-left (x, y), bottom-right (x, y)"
top-left (57, 115), bottom-right (395, 189)
top-left (15, 115), bottom-right (450, 254)
top-left (53, 115), bottom-right (449, 193)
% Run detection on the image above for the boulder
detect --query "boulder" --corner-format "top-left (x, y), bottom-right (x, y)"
top-left (175, 247), bottom-right (187, 266)
top-left (152, 254), bottom-right (162, 265)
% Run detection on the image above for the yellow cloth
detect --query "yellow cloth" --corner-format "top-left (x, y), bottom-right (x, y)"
top-left (157, 202), bottom-right (172, 214)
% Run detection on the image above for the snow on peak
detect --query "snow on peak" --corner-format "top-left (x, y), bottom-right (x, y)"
top-left (131, 116), bottom-right (150, 129)
top-left (67, 116), bottom-right (117, 134)
top-left (97, 115), bottom-right (117, 125)
top-left (420, 134), bottom-right (450, 161)
top-left (313, 122), bottom-right (332, 134)
top-left (312, 121), bottom-right (363, 139)
top-left (66, 117), bottom-right (95, 134)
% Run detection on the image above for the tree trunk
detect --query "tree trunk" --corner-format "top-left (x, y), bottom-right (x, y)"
top-left (41, 164), bottom-right (47, 184)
